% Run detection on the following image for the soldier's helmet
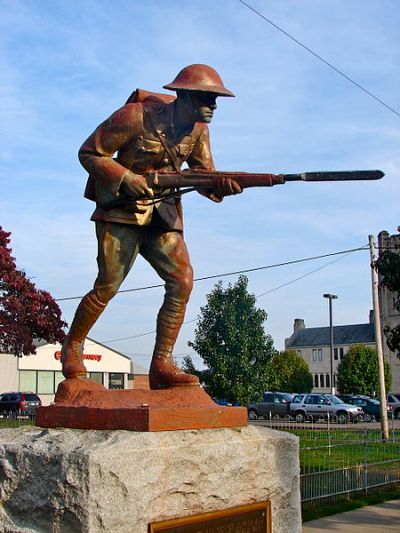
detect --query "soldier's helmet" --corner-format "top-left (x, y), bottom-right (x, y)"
top-left (163, 64), bottom-right (235, 97)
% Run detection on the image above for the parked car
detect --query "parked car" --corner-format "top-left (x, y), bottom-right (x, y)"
top-left (387, 394), bottom-right (400, 419)
top-left (338, 395), bottom-right (392, 421)
top-left (0, 392), bottom-right (42, 418)
top-left (247, 392), bottom-right (294, 420)
top-left (290, 393), bottom-right (363, 423)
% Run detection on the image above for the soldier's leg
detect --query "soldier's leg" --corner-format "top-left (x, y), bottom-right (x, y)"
top-left (62, 222), bottom-right (141, 379)
top-left (141, 229), bottom-right (198, 388)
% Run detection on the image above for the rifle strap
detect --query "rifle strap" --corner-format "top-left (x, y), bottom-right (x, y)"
top-left (147, 111), bottom-right (185, 225)
top-left (148, 113), bottom-right (181, 173)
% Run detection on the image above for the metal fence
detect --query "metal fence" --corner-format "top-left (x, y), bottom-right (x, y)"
top-left (258, 416), bottom-right (400, 508)
top-left (3, 412), bottom-right (400, 508)
top-left (0, 413), bottom-right (36, 427)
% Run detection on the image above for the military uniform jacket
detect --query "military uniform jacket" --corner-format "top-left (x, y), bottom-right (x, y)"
top-left (79, 90), bottom-right (215, 231)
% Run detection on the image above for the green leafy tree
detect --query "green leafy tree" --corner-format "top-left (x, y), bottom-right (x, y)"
top-left (268, 349), bottom-right (313, 393)
top-left (374, 244), bottom-right (400, 357)
top-left (181, 355), bottom-right (210, 384)
top-left (187, 276), bottom-right (276, 404)
top-left (337, 344), bottom-right (392, 396)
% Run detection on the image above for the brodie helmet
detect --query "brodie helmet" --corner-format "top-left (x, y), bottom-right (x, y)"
top-left (163, 64), bottom-right (235, 97)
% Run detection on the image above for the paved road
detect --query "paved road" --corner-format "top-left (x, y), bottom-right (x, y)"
top-left (251, 419), bottom-right (400, 431)
top-left (302, 499), bottom-right (400, 532)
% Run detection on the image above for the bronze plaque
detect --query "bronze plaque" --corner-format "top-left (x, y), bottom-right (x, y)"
top-left (149, 501), bottom-right (271, 532)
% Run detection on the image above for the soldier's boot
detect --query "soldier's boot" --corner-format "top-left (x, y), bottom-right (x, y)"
top-left (61, 291), bottom-right (106, 379)
top-left (149, 298), bottom-right (199, 389)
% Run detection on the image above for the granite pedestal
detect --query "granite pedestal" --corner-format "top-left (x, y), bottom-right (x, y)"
top-left (0, 425), bottom-right (301, 533)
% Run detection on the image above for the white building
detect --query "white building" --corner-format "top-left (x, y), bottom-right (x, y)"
top-left (0, 337), bottom-right (148, 405)
top-left (285, 316), bottom-right (375, 393)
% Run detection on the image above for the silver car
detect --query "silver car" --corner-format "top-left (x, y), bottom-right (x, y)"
top-left (290, 393), bottom-right (363, 423)
top-left (387, 394), bottom-right (400, 419)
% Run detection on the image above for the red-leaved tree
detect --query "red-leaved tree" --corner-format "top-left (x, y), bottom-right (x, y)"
top-left (0, 227), bottom-right (66, 356)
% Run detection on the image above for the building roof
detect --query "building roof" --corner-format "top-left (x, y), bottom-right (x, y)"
top-left (131, 361), bottom-right (149, 375)
top-left (33, 338), bottom-right (49, 348)
top-left (5, 337), bottom-right (149, 374)
top-left (85, 337), bottom-right (132, 360)
top-left (287, 323), bottom-right (375, 348)
top-left (33, 336), bottom-right (132, 360)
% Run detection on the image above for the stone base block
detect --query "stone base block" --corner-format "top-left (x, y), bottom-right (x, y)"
top-left (0, 425), bottom-right (301, 533)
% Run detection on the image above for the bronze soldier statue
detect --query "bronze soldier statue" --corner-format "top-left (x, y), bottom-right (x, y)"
top-left (61, 64), bottom-right (242, 389)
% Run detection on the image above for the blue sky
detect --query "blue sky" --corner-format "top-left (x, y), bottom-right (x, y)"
top-left (1, 0), bottom-right (399, 370)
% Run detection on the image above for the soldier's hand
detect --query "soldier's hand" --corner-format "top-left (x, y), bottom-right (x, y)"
top-left (216, 177), bottom-right (242, 197)
top-left (207, 176), bottom-right (242, 202)
top-left (121, 171), bottom-right (154, 199)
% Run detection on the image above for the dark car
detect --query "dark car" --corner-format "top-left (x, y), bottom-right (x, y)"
top-left (338, 395), bottom-right (392, 421)
top-left (0, 392), bottom-right (42, 418)
top-left (247, 392), bottom-right (294, 420)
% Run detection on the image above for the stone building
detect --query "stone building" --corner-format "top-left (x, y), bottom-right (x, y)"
top-left (378, 230), bottom-right (400, 394)
top-left (285, 315), bottom-right (375, 394)
top-left (285, 229), bottom-right (400, 395)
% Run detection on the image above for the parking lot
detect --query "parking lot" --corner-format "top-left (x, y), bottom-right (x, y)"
top-left (251, 417), bottom-right (400, 431)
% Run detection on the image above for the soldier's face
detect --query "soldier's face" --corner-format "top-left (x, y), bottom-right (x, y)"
top-left (190, 92), bottom-right (218, 123)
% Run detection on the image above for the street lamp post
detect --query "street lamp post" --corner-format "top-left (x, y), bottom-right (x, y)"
top-left (323, 293), bottom-right (338, 395)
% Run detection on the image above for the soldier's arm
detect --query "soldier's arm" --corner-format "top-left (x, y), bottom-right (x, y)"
top-left (187, 124), bottom-right (241, 203)
top-left (79, 104), bottom-right (152, 198)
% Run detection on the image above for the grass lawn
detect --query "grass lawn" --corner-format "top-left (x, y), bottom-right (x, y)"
top-left (300, 442), bottom-right (400, 470)
top-left (302, 483), bottom-right (400, 522)
top-left (286, 428), bottom-right (400, 470)
top-left (0, 417), bottom-right (35, 429)
top-left (297, 428), bottom-right (400, 521)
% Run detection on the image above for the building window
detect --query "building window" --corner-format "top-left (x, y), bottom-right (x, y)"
top-left (297, 349), bottom-right (302, 356)
top-left (109, 373), bottom-right (124, 389)
top-left (314, 374), bottom-right (319, 388)
top-left (312, 349), bottom-right (317, 361)
top-left (326, 374), bottom-right (330, 388)
top-left (19, 370), bottom-right (37, 392)
top-left (19, 370), bottom-right (75, 395)
top-left (89, 372), bottom-right (103, 385)
top-left (37, 371), bottom-right (54, 394)
top-left (54, 372), bottom-right (64, 391)
top-left (318, 349), bottom-right (323, 361)
top-left (334, 348), bottom-right (338, 360)
top-left (320, 374), bottom-right (325, 388)
top-left (340, 348), bottom-right (345, 360)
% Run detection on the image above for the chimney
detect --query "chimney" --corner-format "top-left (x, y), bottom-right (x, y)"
top-left (369, 309), bottom-right (374, 324)
top-left (294, 319), bottom-right (305, 334)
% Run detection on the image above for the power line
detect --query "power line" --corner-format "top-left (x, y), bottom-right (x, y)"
top-left (238, 0), bottom-right (400, 118)
top-left (255, 250), bottom-right (355, 298)
top-left (96, 245), bottom-right (362, 346)
top-left (55, 245), bottom-right (368, 302)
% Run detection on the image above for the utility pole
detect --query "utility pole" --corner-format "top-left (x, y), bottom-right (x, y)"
top-left (323, 293), bottom-right (338, 395)
top-left (369, 234), bottom-right (389, 440)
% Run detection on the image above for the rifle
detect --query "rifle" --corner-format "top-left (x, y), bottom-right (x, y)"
top-left (101, 169), bottom-right (384, 210)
